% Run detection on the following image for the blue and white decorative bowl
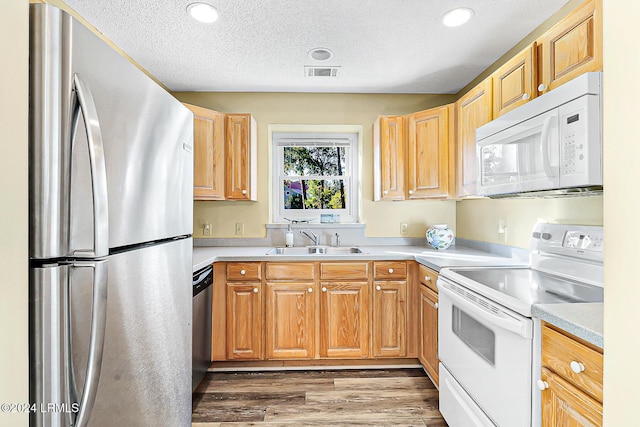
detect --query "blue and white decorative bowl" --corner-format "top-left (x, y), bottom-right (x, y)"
top-left (426, 224), bottom-right (454, 250)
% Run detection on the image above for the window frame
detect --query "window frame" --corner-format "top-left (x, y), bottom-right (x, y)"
top-left (271, 131), bottom-right (360, 223)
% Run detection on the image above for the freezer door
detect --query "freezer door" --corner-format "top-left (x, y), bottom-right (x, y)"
top-left (30, 4), bottom-right (193, 259)
top-left (72, 238), bottom-right (192, 426)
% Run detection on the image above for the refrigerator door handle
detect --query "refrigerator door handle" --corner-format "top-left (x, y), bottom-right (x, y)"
top-left (71, 74), bottom-right (109, 258)
top-left (68, 260), bottom-right (108, 427)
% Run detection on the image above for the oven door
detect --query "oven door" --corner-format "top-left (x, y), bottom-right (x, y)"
top-left (438, 277), bottom-right (534, 427)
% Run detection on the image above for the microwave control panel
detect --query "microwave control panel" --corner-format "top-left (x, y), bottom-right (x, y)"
top-left (560, 108), bottom-right (587, 175)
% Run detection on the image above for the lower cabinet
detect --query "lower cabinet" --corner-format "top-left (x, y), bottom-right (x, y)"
top-left (419, 284), bottom-right (439, 386)
top-left (226, 282), bottom-right (263, 360)
top-left (320, 281), bottom-right (370, 358)
top-left (541, 367), bottom-right (602, 427)
top-left (265, 282), bottom-right (315, 359)
top-left (372, 281), bottom-right (407, 357)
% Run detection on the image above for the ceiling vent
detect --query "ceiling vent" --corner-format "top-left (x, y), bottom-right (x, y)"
top-left (304, 66), bottom-right (340, 77)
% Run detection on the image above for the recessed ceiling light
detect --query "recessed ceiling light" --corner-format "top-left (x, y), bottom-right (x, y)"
top-left (442, 7), bottom-right (474, 27)
top-left (187, 2), bottom-right (219, 24)
top-left (308, 48), bottom-right (333, 61)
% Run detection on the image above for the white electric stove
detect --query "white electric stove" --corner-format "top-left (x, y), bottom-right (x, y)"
top-left (437, 223), bottom-right (604, 427)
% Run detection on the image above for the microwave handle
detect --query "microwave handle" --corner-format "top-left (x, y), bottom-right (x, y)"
top-left (540, 115), bottom-right (555, 177)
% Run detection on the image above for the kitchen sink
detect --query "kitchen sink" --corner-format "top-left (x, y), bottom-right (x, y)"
top-left (266, 246), bottom-right (366, 255)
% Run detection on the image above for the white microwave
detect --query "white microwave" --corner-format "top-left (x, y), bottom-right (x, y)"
top-left (476, 72), bottom-right (602, 197)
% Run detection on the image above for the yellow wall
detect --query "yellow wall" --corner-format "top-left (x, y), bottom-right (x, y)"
top-left (457, 196), bottom-right (603, 248)
top-left (0, 0), bottom-right (29, 426)
top-left (602, 1), bottom-right (640, 424)
top-left (174, 92), bottom-right (457, 238)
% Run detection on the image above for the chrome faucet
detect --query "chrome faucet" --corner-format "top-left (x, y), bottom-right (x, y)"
top-left (334, 232), bottom-right (341, 247)
top-left (300, 229), bottom-right (319, 246)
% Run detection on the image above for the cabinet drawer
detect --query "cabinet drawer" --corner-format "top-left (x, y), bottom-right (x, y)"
top-left (542, 324), bottom-right (603, 403)
top-left (418, 264), bottom-right (438, 293)
top-left (320, 262), bottom-right (369, 280)
top-left (227, 262), bottom-right (262, 281)
top-left (266, 262), bottom-right (315, 281)
top-left (374, 262), bottom-right (407, 280)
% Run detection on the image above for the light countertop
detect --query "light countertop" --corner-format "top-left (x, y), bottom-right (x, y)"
top-left (192, 244), bottom-right (526, 272)
top-left (532, 303), bottom-right (603, 348)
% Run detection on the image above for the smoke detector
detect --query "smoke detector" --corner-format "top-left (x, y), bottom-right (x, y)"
top-left (304, 66), bottom-right (340, 77)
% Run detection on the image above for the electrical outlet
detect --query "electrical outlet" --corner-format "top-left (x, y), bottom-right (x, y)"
top-left (400, 223), bottom-right (408, 236)
top-left (498, 220), bottom-right (507, 242)
top-left (203, 223), bottom-right (212, 236)
top-left (235, 223), bottom-right (245, 235)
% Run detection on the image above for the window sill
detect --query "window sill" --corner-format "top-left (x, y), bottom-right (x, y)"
top-left (266, 223), bottom-right (365, 230)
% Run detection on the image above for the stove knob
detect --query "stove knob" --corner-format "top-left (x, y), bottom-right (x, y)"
top-left (570, 361), bottom-right (585, 374)
top-left (541, 233), bottom-right (552, 240)
top-left (536, 380), bottom-right (549, 390)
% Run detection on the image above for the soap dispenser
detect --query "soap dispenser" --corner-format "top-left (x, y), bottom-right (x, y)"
top-left (285, 223), bottom-right (294, 247)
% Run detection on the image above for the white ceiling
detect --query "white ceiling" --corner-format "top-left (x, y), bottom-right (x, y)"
top-left (64, 0), bottom-right (569, 94)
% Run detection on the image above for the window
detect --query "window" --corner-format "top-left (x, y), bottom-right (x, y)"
top-left (272, 131), bottom-right (359, 223)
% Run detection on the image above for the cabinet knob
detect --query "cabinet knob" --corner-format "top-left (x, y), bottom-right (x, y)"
top-left (522, 93), bottom-right (530, 101)
top-left (536, 380), bottom-right (549, 390)
top-left (253, 287), bottom-right (258, 293)
top-left (322, 287), bottom-right (327, 292)
top-left (241, 189), bottom-right (247, 195)
top-left (388, 268), bottom-right (394, 274)
top-left (240, 269), bottom-right (246, 275)
top-left (434, 302), bottom-right (439, 309)
top-left (538, 83), bottom-right (548, 92)
top-left (383, 190), bottom-right (389, 195)
top-left (408, 190), bottom-right (414, 195)
top-left (424, 276), bottom-right (431, 282)
top-left (570, 361), bottom-right (585, 374)
top-left (376, 285), bottom-right (382, 291)
top-left (308, 287), bottom-right (313, 293)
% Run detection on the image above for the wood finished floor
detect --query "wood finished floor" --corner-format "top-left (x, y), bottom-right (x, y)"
top-left (192, 368), bottom-right (448, 426)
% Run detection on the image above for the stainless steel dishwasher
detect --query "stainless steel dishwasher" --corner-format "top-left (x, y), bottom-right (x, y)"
top-left (192, 265), bottom-right (213, 391)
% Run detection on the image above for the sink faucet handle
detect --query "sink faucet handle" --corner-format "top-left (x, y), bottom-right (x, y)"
top-left (334, 232), bottom-right (341, 247)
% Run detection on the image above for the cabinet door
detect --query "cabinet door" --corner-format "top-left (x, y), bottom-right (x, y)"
top-left (372, 281), bottom-right (407, 357)
top-left (419, 285), bottom-right (439, 386)
top-left (373, 116), bottom-right (405, 201)
top-left (319, 282), bottom-right (369, 358)
top-left (225, 113), bottom-right (257, 200)
top-left (492, 44), bottom-right (535, 117)
top-left (406, 106), bottom-right (450, 198)
top-left (455, 79), bottom-right (492, 197)
top-left (265, 283), bottom-right (315, 359)
top-left (541, 368), bottom-right (603, 427)
top-left (184, 103), bottom-right (225, 200)
top-left (226, 283), bottom-right (263, 359)
top-left (536, 0), bottom-right (602, 95)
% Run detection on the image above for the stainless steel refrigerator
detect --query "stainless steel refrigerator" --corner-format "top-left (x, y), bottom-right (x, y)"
top-left (29, 4), bottom-right (194, 426)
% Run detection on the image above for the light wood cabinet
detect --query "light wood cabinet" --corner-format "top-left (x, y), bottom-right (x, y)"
top-left (373, 116), bottom-right (405, 201)
top-left (372, 280), bottom-right (407, 357)
top-left (536, 0), bottom-right (602, 95)
top-left (226, 282), bottom-right (263, 360)
top-left (225, 113), bottom-right (257, 201)
top-left (492, 44), bottom-right (536, 117)
top-left (265, 282), bottom-right (315, 359)
top-left (184, 103), bottom-right (225, 200)
top-left (418, 265), bottom-right (439, 386)
top-left (319, 280), bottom-right (370, 358)
top-left (540, 323), bottom-right (603, 427)
top-left (454, 79), bottom-right (492, 197)
top-left (541, 367), bottom-right (602, 427)
top-left (406, 105), bottom-right (451, 198)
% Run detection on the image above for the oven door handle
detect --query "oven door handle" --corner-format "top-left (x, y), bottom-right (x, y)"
top-left (439, 284), bottom-right (532, 339)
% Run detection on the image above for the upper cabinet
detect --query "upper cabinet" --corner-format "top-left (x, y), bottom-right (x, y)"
top-left (225, 113), bottom-right (258, 201)
top-left (184, 103), bottom-right (225, 200)
top-left (373, 116), bottom-right (405, 201)
top-left (492, 44), bottom-right (536, 117)
top-left (454, 79), bottom-right (492, 198)
top-left (536, 0), bottom-right (603, 95)
top-left (406, 105), bottom-right (451, 198)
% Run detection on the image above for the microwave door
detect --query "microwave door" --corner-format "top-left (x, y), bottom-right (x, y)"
top-left (478, 110), bottom-right (559, 196)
